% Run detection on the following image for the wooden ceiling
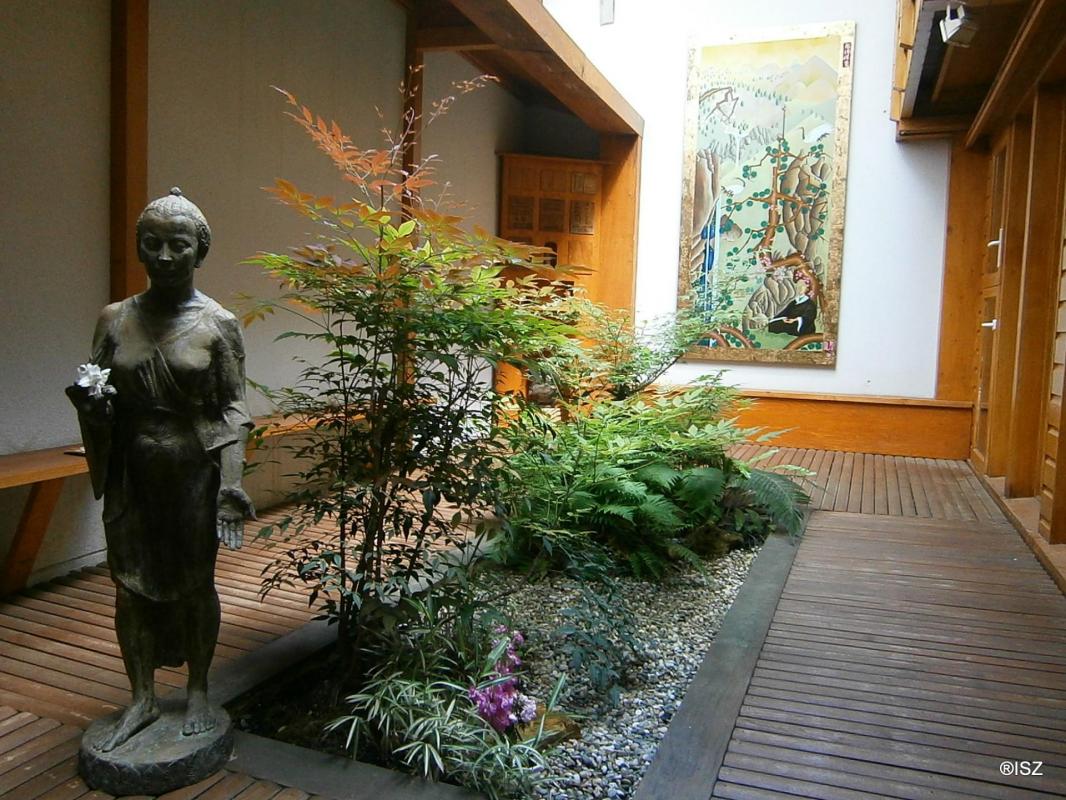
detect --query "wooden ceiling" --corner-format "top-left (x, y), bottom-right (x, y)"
top-left (402, 0), bottom-right (643, 137)
top-left (893, 0), bottom-right (1066, 144)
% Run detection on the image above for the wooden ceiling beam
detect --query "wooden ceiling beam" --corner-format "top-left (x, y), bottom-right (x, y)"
top-left (447, 0), bottom-right (643, 136)
top-left (415, 24), bottom-right (497, 52)
top-left (896, 114), bottom-right (974, 141)
top-left (965, 0), bottom-right (1066, 148)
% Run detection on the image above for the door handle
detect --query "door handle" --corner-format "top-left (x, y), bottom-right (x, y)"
top-left (988, 227), bottom-right (1004, 268)
top-left (981, 320), bottom-right (998, 330)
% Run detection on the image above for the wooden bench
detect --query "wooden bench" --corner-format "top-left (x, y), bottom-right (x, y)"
top-left (0, 446), bottom-right (90, 595)
top-left (0, 416), bottom-right (315, 596)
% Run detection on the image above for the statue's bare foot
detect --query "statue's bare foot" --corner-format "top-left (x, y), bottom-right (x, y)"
top-left (182, 690), bottom-right (216, 736)
top-left (97, 698), bottom-right (160, 752)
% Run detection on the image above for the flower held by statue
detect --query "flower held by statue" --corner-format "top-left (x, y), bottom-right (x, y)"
top-left (75, 363), bottom-right (111, 398)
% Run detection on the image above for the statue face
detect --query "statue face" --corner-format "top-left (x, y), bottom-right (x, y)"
top-left (138, 212), bottom-right (200, 288)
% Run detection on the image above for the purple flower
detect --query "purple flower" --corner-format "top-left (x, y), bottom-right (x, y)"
top-left (468, 627), bottom-right (538, 732)
top-left (516, 693), bottom-right (537, 724)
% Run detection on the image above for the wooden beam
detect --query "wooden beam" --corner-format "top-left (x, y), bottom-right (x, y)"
top-left (895, 114), bottom-right (973, 141)
top-left (448, 0), bottom-right (643, 135)
top-left (110, 0), bottom-right (148, 302)
top-left (936, 137), bottom-right (988, 401)
top-left (0, 479), bottom-right (65, 596)
top-left (730, 392), bottom-right (972, 459)
top-left (965, 0), bottom-right (1066, 148)
top-left (1006, 89), bottom-right (1066, 498)
top-left (891, 0), bottom-right (917, 121)
top-left (414, 25), bottom-right (497, 52)
top-left (598, 134), bottom-right (641, 314)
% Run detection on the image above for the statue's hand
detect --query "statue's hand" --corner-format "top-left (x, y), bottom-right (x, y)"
top-left (65, 383), bottom-right (116, 424)
top-left (217, 487), bottom-right (255, 550)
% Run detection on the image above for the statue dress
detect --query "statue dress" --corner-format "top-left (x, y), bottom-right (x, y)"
top-left (87, 292), bottom-right (252, 663)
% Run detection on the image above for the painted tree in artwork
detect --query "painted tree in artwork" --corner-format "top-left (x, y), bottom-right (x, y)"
top-left (720, 136), bottom-right (831, 301)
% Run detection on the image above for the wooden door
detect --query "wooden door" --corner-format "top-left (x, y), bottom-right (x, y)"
top-left (971, 141), bottom-right (1008, 472)
top-left (972, 122), bottom-right (1031, 476)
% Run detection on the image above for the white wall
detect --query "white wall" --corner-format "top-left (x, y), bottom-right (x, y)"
top-left (544, 0), bottom-right (951, 398)
top-left (0, 0), bottom-right (112, 582)
top-left (422, 52), bottom-right (525, 232)
top-left (0, 0), bottom-right (111, 453)
top-left (148, 0), bottom-right (408, 412)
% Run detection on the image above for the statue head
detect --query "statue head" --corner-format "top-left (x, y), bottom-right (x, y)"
top-left (136, 187), bottom-right (212, 267)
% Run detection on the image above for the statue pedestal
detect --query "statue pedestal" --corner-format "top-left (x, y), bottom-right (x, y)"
top-left (78, 700), bottom-right (233, 796)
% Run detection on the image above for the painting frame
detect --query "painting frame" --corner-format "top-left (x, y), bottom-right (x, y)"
top-left (678, 21), bottom-right (855, 366)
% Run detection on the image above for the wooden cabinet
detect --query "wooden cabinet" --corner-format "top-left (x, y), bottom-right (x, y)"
top-left (499, 154), bottom-right (606, 303)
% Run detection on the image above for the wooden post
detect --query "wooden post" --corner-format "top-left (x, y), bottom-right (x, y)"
top-left (110, 0), bottom-right (148, 302)
top-left (598, 134), bottom-right (641, 315)
top-left (935, 137), bottom-right (988, 402)
top-left (1006, 90), bottom-right (1066, 498)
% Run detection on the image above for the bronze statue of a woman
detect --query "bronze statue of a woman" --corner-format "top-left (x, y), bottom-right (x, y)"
top-left (67, 188), bottom-right (255, 761)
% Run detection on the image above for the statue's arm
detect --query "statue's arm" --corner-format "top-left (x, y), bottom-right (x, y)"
top-left (215, 313), bottom-right (255, 549)
top-left (66, 304), bottom-right (121, 499)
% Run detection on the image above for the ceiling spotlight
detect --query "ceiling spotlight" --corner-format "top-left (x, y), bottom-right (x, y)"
top-left (940, 3), bottom-right (979, 47)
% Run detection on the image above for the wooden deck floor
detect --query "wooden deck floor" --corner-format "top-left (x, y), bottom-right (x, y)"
top-left (0, 507), bottom-right (322, 800)
top-left (732, 445), bottom-right (998, 520)
top-left (5, 451), bottom-right (1066, 799)
top-left (712, 452), bottom-right (1066, 799)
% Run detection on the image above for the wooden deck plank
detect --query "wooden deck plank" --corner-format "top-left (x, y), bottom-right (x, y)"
top-left (845, 452), bottom-right (864, 514)
top-left (186, 772), bottom-right (255, 800)
top-left (903, 457), bottom-right (932, 516)
top-left (746, 678), bottom-right (1066, 736)
top-left (731, 448), bottom-right (1017, 522)
top-left (707, 498), bottom-right (1066, 799)
top-left (769, 615), bottom-right (1066, 662)
top-left (742, 691), bottom-right (1066, 752)
top-left (859, 454), bottom-right (876, 515)
top-left (830, 452), bottom-right (850, 512)
top-left (871, 455), bottom-right (887, 516)
top-left (722, 752), bottom-right (1014, 800)
top-left (157, 770), bottom-right (229, 800)
top-left (2, 753), bottom-right (78, 800)
top-left (883, 456), bottom-right (903, 517)
top-left (29, 771), bottom-right (88, 800)
top-left (232, 779), bottom-right (285, 800)
top-left (0, 719), bottom-right (61, 758)
top-left (803, 449), bottom-right (829, 509)
top-left (0, 712), bottom-right (38, 741)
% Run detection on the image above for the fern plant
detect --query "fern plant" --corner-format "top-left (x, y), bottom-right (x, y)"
top-left (497, 296), bottom-right (810, 577)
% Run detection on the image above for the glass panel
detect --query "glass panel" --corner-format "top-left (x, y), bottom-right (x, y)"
top-left (985, 150), bottom-right (1006, 276)
top-left (974, 294), bottom-right (997, 457)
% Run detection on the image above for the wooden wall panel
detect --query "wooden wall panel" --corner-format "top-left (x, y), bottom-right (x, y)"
top-left (731, 392), bottom-right (972, 459)
top-left (1006, 90), bottom-right (1066, 497)
top-left (936, 138), bottom-right (989, 401)
top-left (1043, 144), bottom-right (1066, 543)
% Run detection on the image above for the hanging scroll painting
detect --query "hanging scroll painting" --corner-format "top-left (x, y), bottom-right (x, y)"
top-left (679, 22), bottom-right (854, 365)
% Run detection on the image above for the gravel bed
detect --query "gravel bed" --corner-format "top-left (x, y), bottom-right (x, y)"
top-left (484, 548), bottom-right (758, 800)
